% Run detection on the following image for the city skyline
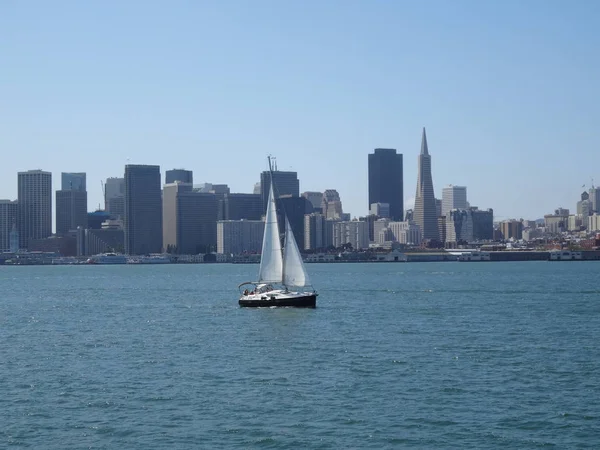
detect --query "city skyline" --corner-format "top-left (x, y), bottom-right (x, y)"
top-left (2, 2), bottom-right (600, 220)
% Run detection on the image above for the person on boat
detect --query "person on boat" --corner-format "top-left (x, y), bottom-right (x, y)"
top-left (243, 289), bottom-right (249, 296)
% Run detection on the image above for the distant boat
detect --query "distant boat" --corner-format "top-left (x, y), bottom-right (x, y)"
top-left (86, 253), bottom-right (128, 264)
top-left (238, 158), bottom-right (317, 308)
top-left (128, 254), bottom-right (171, 264)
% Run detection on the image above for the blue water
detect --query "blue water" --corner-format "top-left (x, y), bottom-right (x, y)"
top-left (1, 262), bottom-right (599, 448)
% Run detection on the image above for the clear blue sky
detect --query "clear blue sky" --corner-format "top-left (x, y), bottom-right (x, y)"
top-left (1, 0), bottom-right (599, 221)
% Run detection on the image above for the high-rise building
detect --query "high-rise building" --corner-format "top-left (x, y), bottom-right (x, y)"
top-left (276, 196), bottom-right (312, 251)
top-left (260, 170), bottom-right (299, 210)
top-left (413, 128), bottom-right (439, 241)
top-left (217, 220), bottom-right (264, 255)
top-left (163, 183), bottom-right (218, 254)
top-left (61, 172), bottom-right (86, 191)
top-left (302, 192), bottom-right (324, 212)
top-left (105, 177), bottom-right (125, 218)
top-left (500, 220), bottom-right (523, 240)
top-left (165, 169), bottom-right (193, 185)
top-left (471, 208), bottom-right (494, 241)
top-left (333, 221), bottom-right (369, 250)
top-left (0, 200), bottom-right (19, 252)
top-left (124, 165), bottom-right (162, 255)
top-left (370, 202), bottom-right (390, 218)
top-left (304, 213), bottom-right (326, 251)
top-left (56, 190), bottom-right (87, 235)
top-left (219, 193), bottom-right (263, 221)
top-left (442, 185), bottom-right (468, 217)
top-left (368, 148), bottom-right (403, 221)
top-left (589, 187), bottom-right (600, 213)
top-left (18, 170), bottom-right (52, 250)
top-left (446, 209), bottom-right (474, 243)
top-left (321, 189), bottom-right (344, 220)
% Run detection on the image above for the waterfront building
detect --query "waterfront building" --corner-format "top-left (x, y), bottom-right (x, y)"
top-left (446, 209), bottom-right (474, 243)
top-left (163, 182), bottom-right (218, 254)
top-left (216, 219), bottom-right (264, 255)
top-left (18, 170), bottom-right (52, 250)
top-left (124, 165), bottom-right (162, 255)
top-left (304, 213), bottom-right (326, 251)
top-left (441, 185), bottom-right (468, 217)
top-left (333, 221), bottom-right (369, 250)
top-left (413, 128), bottom-right (439, 241)
top-left (500, 220), bottom-right (523, 240)
top-left (165, 169), bottom-right (193, 185)
top-left (0, 200), bottom-right (18, 252)
top-left (589, 214), bottom-right (600, 232)
top-left (544, 210), bottom-right (569, 234)
top-left (368, 148), bottom-right (403, 221)
top-left (387, 221), bottom-right (422, 246)
top-left (471, 208), bottom-right (494, 241)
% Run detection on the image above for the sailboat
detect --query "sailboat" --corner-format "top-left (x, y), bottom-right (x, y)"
top-left (238, 162), bottom-right (318, 308)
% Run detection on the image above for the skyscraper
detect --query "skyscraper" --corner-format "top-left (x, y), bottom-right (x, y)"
top-left (165, 169), bottom-right (193, 185)
top-left (56, 190), bottom-right (87, 235)
top-left (260, 169), bottom-right (299, 210)
top-left (105, 177), bottom-right (125, 219)
top-left (441, 185), bottom-right (468, 217)
top-left (413, 128), bottom-right (439, 241)
top-left (124, 165), bottom-right (162, 255)
top-left (18, 170), bottom-right (52, 249)
top-left (56, 171), bottom-right (88, 235)
top-left (61, 172), bottom-right (86, 191)
top-left (0, 200), bottom-right (18, 252)
top-left (163, 182), bottom-right (218, 254)
top-left (368, 148), bottom-right (403, 221)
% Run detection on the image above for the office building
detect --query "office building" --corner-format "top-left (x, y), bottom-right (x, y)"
top-left (260, 169), bottom-right (299, 210)
top-left (276, 196), bottom-right (312, 251)
top-left (0, 200), bottom-right (18, 252)
top-left (217, 220), bottom-right (264, 255)
top-left (105, 177), bottom-right (125, 218)
top-left (124, 165), bottom-right (162, 255)
top-left (471, 208), bottom-right (494, 240)
top-left (56, 189), bottom-right (87, 235)
top-left (321, 189), bottom-right (344, 220)
top-left (413, 128), bottom-right (439, 241)
top-left (368, 148), bottom-right (403, 221)
top-left (165, 169), bottom-right (193, 185)
top-left (441, 185), bottom-right (467, 217)
top-left (302, 192), bottom-right (324, 212)
top-left (18, 170), bottom-right (52, 249)
top-left (370, 202), bottom-right (390, 218)
top-left (163, 183), bottom-right (218, 254)
top-left (61, 172), bottom-right (86, 191)
top-left (333, 221), bottom-right (369, 250)
top-left (500, 220), bottom-right (523, 240)
top-left (220, 193), bottom-right (263, 221)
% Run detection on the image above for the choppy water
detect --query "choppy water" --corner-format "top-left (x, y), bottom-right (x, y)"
top-left (1, 261), bottom-right (599, 448)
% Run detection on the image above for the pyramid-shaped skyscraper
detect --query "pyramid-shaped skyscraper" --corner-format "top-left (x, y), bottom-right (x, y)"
top-left (413, 128), bottom-right (439, 241)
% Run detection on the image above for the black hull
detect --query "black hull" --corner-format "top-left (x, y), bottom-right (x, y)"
top-left (239, 294), bottom-right (317, 308)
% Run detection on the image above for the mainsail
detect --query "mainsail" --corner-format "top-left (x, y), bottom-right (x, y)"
top-left (257, 183), bottom-right (283, 283)
top-left (282, 218), bottom-right (310, 288)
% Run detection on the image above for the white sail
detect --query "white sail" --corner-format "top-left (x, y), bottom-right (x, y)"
top-left (258, 183), bottom-right (283, 283)
top-left (282, 217), bottom-right (310, 288)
